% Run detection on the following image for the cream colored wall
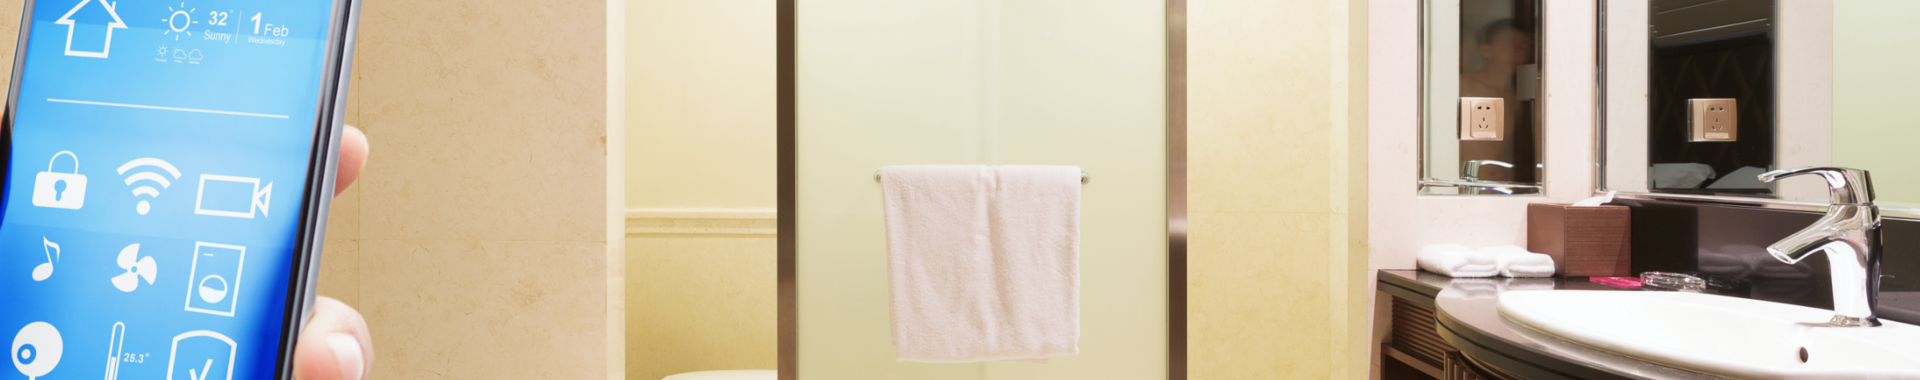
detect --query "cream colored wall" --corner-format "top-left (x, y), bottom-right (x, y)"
top-left (1188, 0), bottom-right (1369, 378)
top-left (1834, 0), bottom-right (1920, 209)
top-left (1601, 0), bottom-right (1650, 193)
top-left (627, 1), bottom-right (777, 210)
top-left (1426, 0), bottom-right (1461, 182)
top-left (317, 0), bottom-right (613, 378)
top-left (624, 1), bottom-right (779, 380)
top-left (795, 1), bottom-right (1167, 378)
top-left (625, 234), bottom-right (776, 379)
top-left (1775, 0), bottom-right (1835, 203)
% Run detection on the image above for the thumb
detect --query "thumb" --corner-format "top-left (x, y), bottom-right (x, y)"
top-left (294, 296), bottom-right (373, 380)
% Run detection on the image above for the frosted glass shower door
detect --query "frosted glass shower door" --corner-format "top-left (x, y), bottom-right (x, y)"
top-left (795, 0), bottom-right (1169, 379)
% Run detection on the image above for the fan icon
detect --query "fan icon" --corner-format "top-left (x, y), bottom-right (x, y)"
top-left (111, 244), bottom-right (156, 293)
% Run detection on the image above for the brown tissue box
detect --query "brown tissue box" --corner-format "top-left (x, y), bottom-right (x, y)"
top-left (1526, 203), bottom-right (1631, 277)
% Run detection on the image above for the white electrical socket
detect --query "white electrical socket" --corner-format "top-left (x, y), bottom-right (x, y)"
top-left (1689, 98), bottom-right (1738, 142)
top-left (1459, 97), bottom-right (1504, 141)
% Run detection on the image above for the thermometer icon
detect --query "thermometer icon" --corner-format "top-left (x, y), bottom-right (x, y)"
top-left (105, 322), bottom-right (125, 380)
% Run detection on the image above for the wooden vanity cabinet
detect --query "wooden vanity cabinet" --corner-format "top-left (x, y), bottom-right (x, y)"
top-left (1381, 282), bottom-right (1516, 380)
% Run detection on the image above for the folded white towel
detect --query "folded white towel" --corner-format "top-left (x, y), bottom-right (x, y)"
top-left (882, 165), bottom-right (1081, 363)
top-left (1481, 245), bottom-right (1556, 278)
top-left (1417, 244), bottom-right (1499, 278)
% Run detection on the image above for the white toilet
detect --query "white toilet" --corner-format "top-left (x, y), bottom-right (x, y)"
top-left (662, 370), bottom-right (777, 380)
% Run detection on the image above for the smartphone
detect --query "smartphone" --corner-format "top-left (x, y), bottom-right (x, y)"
top-left (0, 0), bottom-right (358, 379)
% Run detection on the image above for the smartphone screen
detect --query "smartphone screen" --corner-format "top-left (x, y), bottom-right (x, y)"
top-left (1, 0), bottom-right (349, 379)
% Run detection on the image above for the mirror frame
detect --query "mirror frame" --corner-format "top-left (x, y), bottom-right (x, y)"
top-left (1418, 0), bottom-right (1548, 196)
top-left (1592, 0), bottom-right (1920, 220)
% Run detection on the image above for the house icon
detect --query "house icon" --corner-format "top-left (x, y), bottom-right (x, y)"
top-left (55, 0), bottom-right (127, 58)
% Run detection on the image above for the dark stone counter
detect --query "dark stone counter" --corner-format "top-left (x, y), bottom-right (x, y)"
top-left (1381, 270), bottom-right (1723, 380)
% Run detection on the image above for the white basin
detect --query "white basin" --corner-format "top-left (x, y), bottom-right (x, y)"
top-left (1498, 290), bottom-right (1920, 379)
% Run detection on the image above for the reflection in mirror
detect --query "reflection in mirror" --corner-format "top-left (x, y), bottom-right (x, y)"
top-left (1421, 0), bottom-right (1543, 195)
top-left (1646, 0), bottom-right (1775, 195)
top-left (1602, 0), bottom-right (1920, 214)
top-left (1601, 0), bottom-right (1780, 197)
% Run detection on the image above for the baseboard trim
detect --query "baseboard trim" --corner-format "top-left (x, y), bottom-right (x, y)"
top-left (625, 208), bottom-right (778, 235)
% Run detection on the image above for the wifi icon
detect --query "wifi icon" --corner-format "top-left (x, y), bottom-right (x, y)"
top-left (117, 158), bottom-right (182, 215)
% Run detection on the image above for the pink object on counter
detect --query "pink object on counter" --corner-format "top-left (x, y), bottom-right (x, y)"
top-left (1591, 276), bottom-right (1644, 289)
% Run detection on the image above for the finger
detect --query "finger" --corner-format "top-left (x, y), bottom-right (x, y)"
top-left (294, 296), bottom-right (372, 380)
top-left (335, 125), bottom-right (369, 197)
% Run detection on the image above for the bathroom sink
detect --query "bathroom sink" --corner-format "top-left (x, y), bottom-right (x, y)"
top-left (1497, 291), bottom-right (1920, 379)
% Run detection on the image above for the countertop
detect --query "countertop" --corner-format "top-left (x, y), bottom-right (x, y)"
top-left (1379, 270), bottom-right (1728, 380)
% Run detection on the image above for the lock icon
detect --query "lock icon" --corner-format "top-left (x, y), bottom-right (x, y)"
top-left (32, 151), bottom-right (87, 209)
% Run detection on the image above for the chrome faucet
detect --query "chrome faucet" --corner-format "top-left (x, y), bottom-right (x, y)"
top-left (1758, 167), bottom-right (1883, 327)
top-left (1461, 160), bottom-right (1515, 194)
top-left (1462, 160), bottom-right (1513, 182)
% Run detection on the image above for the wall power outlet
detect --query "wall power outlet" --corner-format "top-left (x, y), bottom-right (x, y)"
top-left (1689, 98), bottom-right (1738, 142)
top-left (1459, 97), bottom-right (1504, 141)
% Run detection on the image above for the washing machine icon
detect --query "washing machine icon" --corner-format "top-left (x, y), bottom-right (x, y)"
top-left (31, 151), bottom-right (86, 210)
top-left (185, 242), bottom-right (246, 317)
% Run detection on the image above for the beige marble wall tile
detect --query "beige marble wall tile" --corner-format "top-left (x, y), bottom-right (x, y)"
top-left (346, 52), bottom-right (363, 128)
top-left (326, 185), bottom-right (362, 240)
top-left (1188, 0), bottom-right (1334, 215)
top-left (1188, 211), bottom-right (1333, 379)
top-left (319, 239), bottom-right (360, 306)
top-left (0, 0), bottom-right (18, 94)
top-left (626, 235), bottom-right (777, 380)
top-left (355, 0), bottom-right (607, 242)
top-left (360, 239), bottom-right (608, 379)
top-left (344, 2), bottom-right (612, 378)
top-left (1188, 1), bottom-right (1370, 379)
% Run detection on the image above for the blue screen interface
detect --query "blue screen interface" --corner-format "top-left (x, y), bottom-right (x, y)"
top-left (1, 1), bottom-right (337, 379)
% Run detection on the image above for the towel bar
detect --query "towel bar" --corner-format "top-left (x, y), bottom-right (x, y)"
top-left (874, 170), bottom-right (1090, 184)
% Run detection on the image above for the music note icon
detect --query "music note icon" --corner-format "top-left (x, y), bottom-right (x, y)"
top-left (33, 237), bottom-right (59, 281)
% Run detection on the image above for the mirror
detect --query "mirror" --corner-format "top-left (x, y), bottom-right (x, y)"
top-left (1601, 0), bottom-right (1777, 196)
top-left (1601, 1), bottom-right (1920, 212)
top-left (1421, 0), bottom-right (1545, 195)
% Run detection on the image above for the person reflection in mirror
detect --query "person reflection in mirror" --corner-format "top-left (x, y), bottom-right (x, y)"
top-left (1459, 18), bottom-right (1537, 188)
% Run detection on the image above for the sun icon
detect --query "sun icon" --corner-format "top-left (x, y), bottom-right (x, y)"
top-left (163, 3), bottom-right (196, 40)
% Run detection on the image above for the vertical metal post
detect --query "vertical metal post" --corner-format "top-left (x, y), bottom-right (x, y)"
top-left (1167, 0), bottom-right (1189, 379)
top-left (776, 0), bottom-right (797, 378)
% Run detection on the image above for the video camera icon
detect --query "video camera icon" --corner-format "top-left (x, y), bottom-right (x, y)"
top-left (194, 175), bottom-right (270, 219)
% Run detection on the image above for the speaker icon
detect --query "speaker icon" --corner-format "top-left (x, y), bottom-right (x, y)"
top-left (117, 158), bottom-right (182, 215)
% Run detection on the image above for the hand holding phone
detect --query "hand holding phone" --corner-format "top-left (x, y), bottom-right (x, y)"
top-left (293, 125), bottom-right (367, 380)
top-left (3, 1), bottom-right (362, 379)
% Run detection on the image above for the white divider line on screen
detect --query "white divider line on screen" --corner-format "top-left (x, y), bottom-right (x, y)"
top-left (47, 98), bottom-right (291, 119)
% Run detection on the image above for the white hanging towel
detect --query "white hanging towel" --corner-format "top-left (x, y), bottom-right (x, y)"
top-left (882, 165), bottom-right (1081, 363)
